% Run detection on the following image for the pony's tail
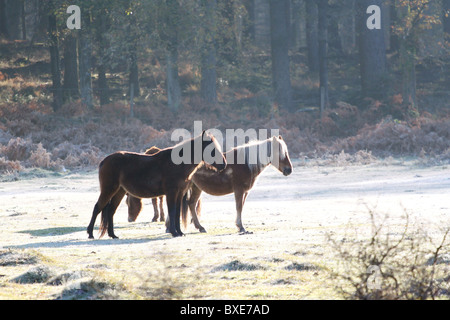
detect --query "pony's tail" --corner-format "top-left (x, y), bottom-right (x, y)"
top-left (181, 193), bottom-right (189, 229)
top-left (99, 203), bottom-right (110, 238)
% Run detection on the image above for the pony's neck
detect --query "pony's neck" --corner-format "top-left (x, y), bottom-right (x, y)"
top-left (246, 139), bottom-right (272, 178)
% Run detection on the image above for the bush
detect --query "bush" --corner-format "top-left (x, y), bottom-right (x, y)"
top-left (327, 209), bottom-right (450, 300)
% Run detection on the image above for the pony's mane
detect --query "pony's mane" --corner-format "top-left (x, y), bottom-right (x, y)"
top-left (232, 138), bottom-right (272, 174)
top-left (232, 138), bottom-right (271, 151)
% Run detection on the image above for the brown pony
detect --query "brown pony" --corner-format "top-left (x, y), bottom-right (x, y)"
top-left (87, 130), bottom-right (226, 238)
top-left (127, 146), bottom-right (165, 223)
top-left (127, 135), bottom-right (293, 234)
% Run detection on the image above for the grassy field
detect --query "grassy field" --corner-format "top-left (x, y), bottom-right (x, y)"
top-left (0, 158), bottom-right (449, 300)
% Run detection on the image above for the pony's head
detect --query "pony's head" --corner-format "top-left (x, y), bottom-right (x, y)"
top-left (271, 135), bottom-right (292, 176)
top-left (200, 130), bottom-right (227, 172)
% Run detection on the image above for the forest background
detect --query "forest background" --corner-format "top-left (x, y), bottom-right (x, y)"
top-left (0, 0), bottom-right (449, 175)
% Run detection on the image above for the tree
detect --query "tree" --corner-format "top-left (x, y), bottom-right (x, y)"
top-left (95, 13), bottom-right (110, 106)
top-left (305, 0), bottom-right (319, 73)
top-left (358, 0), bottom-right (387, 100)
top-left (444, 0), bottom-right (450, 83)
top-left (48, 3), bottom-right (62, 111)
top-left (127, 1), bottom-right (140, 99)
top-left (393, 0), bottom-right (440, 111)
top-left (253, 0), bottom-right (270, 48)
top-left (318, 0), bottom-right (329, 113)
top-left (162, 0), bottom-right (182, 111)
top-left (79, 6), bottom-right (93, 108)
top-left (62, 34), bottom-right (79, 101)
top-left (200, 0), bottom-right (218, 106)
top-left (3, 0), bottom-right (23, 40)
top-left (0, 0), bottom-right (7, 37)
top-left (445, 0), bottom-right (450, 34)
top-left (269, 0), bottom-right (293, 112)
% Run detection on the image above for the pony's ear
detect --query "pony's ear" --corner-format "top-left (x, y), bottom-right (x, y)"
top-left (202, 130), bottom-right (206, 137)
top-left (278, 135), bottom-right (283, 140)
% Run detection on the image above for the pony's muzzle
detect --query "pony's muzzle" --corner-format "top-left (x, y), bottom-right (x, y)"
top-left (283, 167), bottom-right (292, 176)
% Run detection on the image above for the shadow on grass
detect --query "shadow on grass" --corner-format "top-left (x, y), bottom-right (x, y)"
top-left (18, 227), bottom-right (86, 237)
top-left (8, 227), bottom-right (173, 249)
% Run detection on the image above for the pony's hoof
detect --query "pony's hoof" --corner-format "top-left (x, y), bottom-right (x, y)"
top-left (199, 228), bottom-right (207, 233)
top-left (239, 230), bottom-right (253, 235)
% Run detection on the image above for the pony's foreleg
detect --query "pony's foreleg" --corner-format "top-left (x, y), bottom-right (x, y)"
top-left (234, 190), bottom-right (250, 234)
top-left (158, 197), bottom-right (165, 222)
top-left (166, 192), bottom-right (183, 237)
top-left (151, 198), bottom-right (159, 222)
top-left (166, 193), bottom-right (181, 237)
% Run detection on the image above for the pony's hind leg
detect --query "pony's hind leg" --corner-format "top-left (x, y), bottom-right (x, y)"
top-left (87, 191), bottom-right (115, 239)
top-left (187, 185), bottom-right (206, 233)
top-left (100, 188), bottom-right (126, 239)
top-left (87, 202), bottom-right (102, 239)
top-left (158, 197), bottom-right (165, 222)
top-left (166, 191), bottom-right (183, 237)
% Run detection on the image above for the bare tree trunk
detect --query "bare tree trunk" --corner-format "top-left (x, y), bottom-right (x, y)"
top-left (79, 10), bottom-right (93, 108)
top-left (269, 0), bottom-right (293, 112)
top-left (4, 0), bottom-right (21, 40)
top-left (396, 0), bottom-right (417, 109)
top-left (96, 14), bottom-right (109, 106)
top-left (200, 0), bottom-right (217, 106)
top-left (445, 0), bottom-right (450, 34)
top-left (0, 0), bottom-right (5, 37)
top-left (165, 0), bottom-right (182, 111)
top-left (128, 7), bottom-right (140, 99)
top-left (444, 0), bottom-right (450, 83)
top-left (306, 0), bottom-right (319, 73)
top-left (63, 34), bottom-right (79, 101)
top-left (167, 48), bottom-right (182, 111)
top-left (48, 8), bottom-right (62, 110)
top-left (254, 0), bottom-right (270, 48)
top-left (358, 0), bottom-right (387, 100)
top-left (399, 38), bottom-right (417, 108)
top-left (318, 0), bottom-right (329, 111)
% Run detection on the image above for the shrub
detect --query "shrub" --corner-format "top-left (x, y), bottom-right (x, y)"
top-left (29, 143), bottom-right (52, 168)
top-left (327, 209), bottom-right (450, 300)
top-left (0, 156), bottom-right (22, 173)
top-left (1, 137), bottom-right (33, 161)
